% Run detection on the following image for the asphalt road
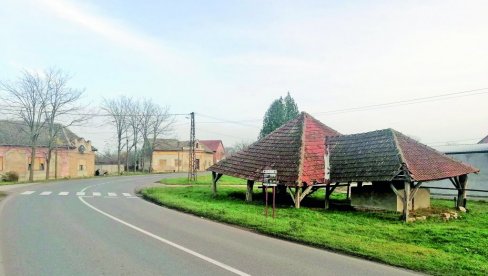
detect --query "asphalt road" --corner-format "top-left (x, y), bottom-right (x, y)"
top-left (0, 174), bottom-right (418, 275)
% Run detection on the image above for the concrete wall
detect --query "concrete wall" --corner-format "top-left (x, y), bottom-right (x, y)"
top-left (351, 183), bottom-right (430, 212)
top-left (427, 150), bottom-right (488, 198)
top-left (95, 164), bottom-right (124, 174)
top-left (152, 150), bottom-right (214, 173)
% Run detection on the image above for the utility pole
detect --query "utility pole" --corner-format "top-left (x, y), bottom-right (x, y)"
top-left (188, 112), bottom-right (196, 182)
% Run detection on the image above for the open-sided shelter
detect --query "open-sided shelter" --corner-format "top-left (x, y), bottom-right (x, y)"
top-left (326, 129), bottom-right (479, 221)
top-left (208, 112), bottom-right (340, 207)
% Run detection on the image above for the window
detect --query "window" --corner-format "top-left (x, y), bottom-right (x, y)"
top-left (195, 159), bottom-right (200, 170)
top-left (78, 160), bottom-right (87, 172)
top-left (28, 157), bottom-right (45, 171)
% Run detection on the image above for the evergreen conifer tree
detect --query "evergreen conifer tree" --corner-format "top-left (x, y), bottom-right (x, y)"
top-left (259, 93), bottom-right (300, 139)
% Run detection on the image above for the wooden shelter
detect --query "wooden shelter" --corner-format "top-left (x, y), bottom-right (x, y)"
top-left (327, 129), bottom-right (480, 221)
top-left (208, 112), bottom-right (340, 207)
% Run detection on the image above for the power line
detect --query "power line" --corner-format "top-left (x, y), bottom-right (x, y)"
top-left (312, 87), bottom-right (488, 115)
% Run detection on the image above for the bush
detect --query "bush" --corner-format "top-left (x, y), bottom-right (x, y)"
top-left (2, 171), bottom-right (19, 182)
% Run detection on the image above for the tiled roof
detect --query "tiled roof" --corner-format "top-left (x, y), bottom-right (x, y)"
top-left (199, 140), bottom-right (223, 152)
top-left (208, 112), bottom-right (340, 185)
top-left (153, 139), bottom-right (213, 153)
top-left (479, 135), bottom-right (488, 144)
top-left (0, 120), bottom-right (80, 147)
top-left (327, 129), bottom-right (479, 183)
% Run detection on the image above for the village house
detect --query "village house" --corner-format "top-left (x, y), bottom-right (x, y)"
top-left (199, 140), bottom-right (225, 164)
top-left (151, 139), bottom-right (214, 173)
top-left (0, 121), bottom-right (96, 181)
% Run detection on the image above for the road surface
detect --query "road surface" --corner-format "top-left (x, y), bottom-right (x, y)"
top-left (0, 174), bottom-right (418, 275)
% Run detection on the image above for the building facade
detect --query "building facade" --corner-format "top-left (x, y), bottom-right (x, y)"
top-left (152, 139), bottom-right (214, 173)
top-left (0, 121), bottom-right (96, 181)
top-left (199, 140), bottom-right (225, 164)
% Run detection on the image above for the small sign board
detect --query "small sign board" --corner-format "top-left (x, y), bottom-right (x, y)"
top-left (262, 169), bottom-right (277, 184)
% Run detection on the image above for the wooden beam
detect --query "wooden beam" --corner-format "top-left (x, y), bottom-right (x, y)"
top-left (403, 181), bottom-right (410, 222)
top-left (390, 183), bottom-right (404, 200)
top-left (409, 182), bottom-right (423, 201)
top-left (457, 174), bottom-right (468, 209)
top-left (324, 182), bottom-right (339, 209)
top-left (245, 180), bottom-right (254, 202)
top-left (299, 185), bottom-right (314, 202)
top-left (287, 186), bottom-right (296, 204)
top-left (211, 172), bottom-right (223, 197)
top-left (295, 186), bottom-right (301, 208)
top-left (449, 177), bottom-right (460, 189)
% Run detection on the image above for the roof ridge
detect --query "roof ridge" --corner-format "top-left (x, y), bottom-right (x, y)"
top-left (390, 129), bottom-right (413, 181)
top-left (296, 114), bottom-right (307, 185)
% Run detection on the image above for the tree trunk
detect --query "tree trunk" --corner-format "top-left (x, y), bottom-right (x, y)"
top-left (29, 146), bottom-right (36, 182)
top-left (133, 144), bottom-right (137, 172)
top-left (45, 149), bottom-right (52, 180)
top-left (117, 141), bottom-right (121, 175)
top-left (149, 150), bottom-right (154, 173)
top-left (54, 148), bottom-right (58, 179)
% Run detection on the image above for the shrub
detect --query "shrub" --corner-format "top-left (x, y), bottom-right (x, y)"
top-left (2, 171), bottom-right (19, 182)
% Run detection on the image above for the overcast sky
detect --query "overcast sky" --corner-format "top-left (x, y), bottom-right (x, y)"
top-left (1, 0), bottom-right (488, 151)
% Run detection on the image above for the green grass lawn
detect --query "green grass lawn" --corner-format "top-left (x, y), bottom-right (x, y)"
top-left (142, 185), bottom-right (488, 275)
top-left (160, 175), bottom-right (247, 185)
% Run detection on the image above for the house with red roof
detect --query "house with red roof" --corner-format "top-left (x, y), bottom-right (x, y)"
top-left (199, 140), bottom-right (225, 164)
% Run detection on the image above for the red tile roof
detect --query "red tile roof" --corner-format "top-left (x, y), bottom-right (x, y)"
top-left (327, 129), bottom-right (479, 183)
top-left (199, 140), bottom-right (223, 152)
top-left (208, 112), bottom-right (340, 185)
top-left (479, 135), bottom-right (488, 144)
top-left (395, 130), bottom-right (479, 181)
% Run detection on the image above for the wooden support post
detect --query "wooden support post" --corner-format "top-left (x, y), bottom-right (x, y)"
top-left (211, 172), bottom-right (222, 197)
top-left (294, 186), bottom-right (301, 208)
top-left (245, 180), bottom-right (254, 202)
top-left (403, 181), bottom-right (410, 222)
top-left (287, 186), bottom-right (296, 205)
top-left (325, 184), bottom-right (330, 209)
top-left (457, 174), bottom-right (468, 209)
top-left (324, 182), bottom-right (338, 209)
top-left (346, 182), bottom-right (351, 199)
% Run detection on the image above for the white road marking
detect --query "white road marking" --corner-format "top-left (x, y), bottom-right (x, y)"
top-left (122, 193), bottom-right (132, 197)
top-left (40, 191), bottom-right (52, 196)
top-left (59, 192), bottom-right (69, 196)
top-left (107, 192), bottom-right (117, 197)
top-left (76, 192), bottom-right (85, 196)
top-left (92, 192), bottom-right (101, 196)
top-left (78, 195), bottom-right (249, 276)
top-left (21, 191), bottom-right (35, 195)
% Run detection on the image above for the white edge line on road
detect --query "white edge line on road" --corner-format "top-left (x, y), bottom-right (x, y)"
top-left (78, 195), bottom-right (249, 276)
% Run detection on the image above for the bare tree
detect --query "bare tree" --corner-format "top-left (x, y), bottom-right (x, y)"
top-left (43, 68), bottom-right (87, 179)
top-left (149, 105), bottom-right (174, 172)
top-left (139, 99), bottom-right (155, 172)
top-left (102, 96), bottom-right (128, 175)
top-left (126, 98), bottom-right (141, 172)
top-left (0, 70), bottom-right (48, 181)
top-left (226, 140), bottom-right (253, 157)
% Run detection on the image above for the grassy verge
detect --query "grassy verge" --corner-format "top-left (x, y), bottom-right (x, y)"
top-left (160, 175), bottom-right (247, 185)
top-left (0, 181), bottom-right (17, 186)
top-left (141, 185), bottom-right (488, 275)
